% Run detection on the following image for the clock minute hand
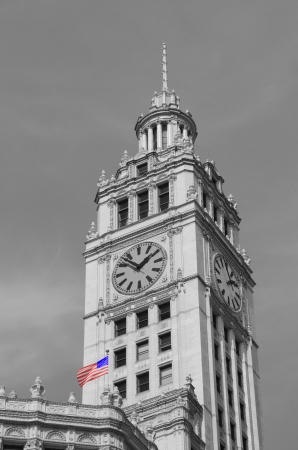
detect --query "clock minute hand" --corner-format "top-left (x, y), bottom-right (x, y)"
top-left (122, 258), bottom-right (140, 269)
top-left (138, 253), bottom-right (153, 270)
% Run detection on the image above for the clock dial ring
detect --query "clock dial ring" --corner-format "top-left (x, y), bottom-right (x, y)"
top-left (213, 254), bottom-right (242, 312)
top-left (112, 242), bottom-right (167, 295)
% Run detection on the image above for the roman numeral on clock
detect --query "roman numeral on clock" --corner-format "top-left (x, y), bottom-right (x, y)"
top-left (119, 263), bottom-right (127, 268)
top-left (138, 280), bottom-right (142, 289)
top-left (119, 278), bottom-right (127, 287)
top-left (146, 245), bottom-right (152, 254)
top-left (146, 275), bottom-right (152, 283)
top-left (116, 272), bottom-right (125, 278)
top-left (154, 257), bottom-right (163, 263)
top-left (137, 246), bottom-right (141, 255)
top-left (151, 249), bottom-right (159, 257)
top-left (217, 278), bottom-right (222, 283)
top-left (152, 267), bottom-right (160, 272)
top-left (127, 281), bottom-right (133, 291)
top-left (126, 253), bottom-right (133, 260)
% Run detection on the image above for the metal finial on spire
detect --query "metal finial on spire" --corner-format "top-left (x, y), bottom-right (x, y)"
top-left (162, 43), bottom-right (168, 91)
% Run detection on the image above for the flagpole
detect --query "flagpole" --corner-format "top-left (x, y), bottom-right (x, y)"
top-left (106, 349), bottom-right (110, 389)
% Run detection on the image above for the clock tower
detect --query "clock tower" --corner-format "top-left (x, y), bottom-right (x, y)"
top-left (82, 44), bottom-right (264, 450)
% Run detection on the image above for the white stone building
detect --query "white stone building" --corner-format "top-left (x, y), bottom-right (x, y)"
top-left (83, 44), bottom-right (264, 450)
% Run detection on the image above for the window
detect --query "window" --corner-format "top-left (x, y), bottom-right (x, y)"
top-left (114, 379), bottom-right (126, 399)
top-left (213, 313), bottom-right (217, 329)
top-left (158, 182), bottom-right (169, 211)
top-left (160, 364), bottom-right (172, 385)
top-left (235, 340), bottom-right (240, 356)
top-left (216, 375), bottom-right (221, 394)
top-left (137, 310), bottom-right (148, 329)
top-left (242, 436), bottom-right (248, 450)
top-left (153, 127), bottom-right (157, 149)
top-left (230, 421), bottom-right (236, 441)
top-left (238, 370), bottom-right (243, 388)
top-left (114, 348), bottom-right (126, 368)
top-left (218, 407), bottom-right (224, 428)
top-left (159, 332), bottom-right (171, 352)
top-left (214, 342), bottom-right (220, 361)
top-left (159, 302), bottom-right (170, 321)
top-left (137, 163), bottom-right (148, 177)
top-left (137, 340), bottom-right (149, 361)
top-left (118, 199), bottom-right (128, 228)
top-left (203, 192), bottom-right (207, 209)
top-left (213, 205), bottom-right (218, 222)
top-left (138, 191), bottom-right (149, 220)
top-left (224, 219), bottom-right (228, 237)
top-left (162, 124), bottom-right (167, 149)
top-left (137, 372), bottom-right (149, 393)
top-left (115, 318), bottom-right (126, 337)
top-left (240, 402), bottom-right (245, 422)
top-left (228, 388), bottom-right (233, 408)
top-left (224, 327), bottom-right (229, 343)
top-left (226, 356), bottom-right (231, 375)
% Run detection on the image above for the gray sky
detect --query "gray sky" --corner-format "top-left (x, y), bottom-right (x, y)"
top-left (0, 0), bottom-right (297, 447)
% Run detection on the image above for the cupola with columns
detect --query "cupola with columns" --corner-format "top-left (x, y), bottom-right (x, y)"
top-left (135, 43), bottom-right (197, 153)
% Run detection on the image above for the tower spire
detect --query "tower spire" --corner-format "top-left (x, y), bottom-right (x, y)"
top-left (162, 43), bottom-right (168, 91)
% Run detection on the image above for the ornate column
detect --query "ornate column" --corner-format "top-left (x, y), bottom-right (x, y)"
top-left (127, 190), bottom-right (136, 224)
top-left (167, 120), bottom-right (172, 146)
top-left (148, 126), bottom-right (153, 151)
top-left (148, 181), bottom-right (156, 216)
top-left (208, 193), bottom-right (214, 219)
top-left (157, 121), bottom-right (162, 150)
top-left (24, 439), bottom-right (43, 450)
top-left (197, 178), bottom-right (203, 207)
top-left (229, 221), bottom-right (235, 245)
top-left (230, 330), bottom-right (242, 450)
top-left (168, 172), bottom-right (177, 207)
top-left (139, 131), bottom-right (143, 151)
top-left (105, 254), bottom-right (112, 305)
top-left (143, 129), bottom-right (148, 152)
top-left (107, 198), bottom-right (116, 231)
top-left (218, 206), bottom-right (225, 233)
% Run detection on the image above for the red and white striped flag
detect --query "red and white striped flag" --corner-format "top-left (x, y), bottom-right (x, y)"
top-left (77, 356), bottom-right (109, 387)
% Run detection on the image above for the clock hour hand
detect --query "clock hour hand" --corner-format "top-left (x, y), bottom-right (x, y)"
top-left (138, 253), bottom-right (153, 270)
top-left (120, 258), bottom-right (145, 274)
top-left (122, 257), bottom-right (140, 269)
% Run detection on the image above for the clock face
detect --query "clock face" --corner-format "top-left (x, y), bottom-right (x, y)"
top-left (213, 254), bottom-right (242, 312)
top-left (112, 242), bottom-right (167, 294)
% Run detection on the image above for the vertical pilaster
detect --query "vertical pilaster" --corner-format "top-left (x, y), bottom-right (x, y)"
top-left (126, 312), bottom-right (135, 403)
top-left (197, 178), bottom-right (203, 207)
top-left (208, 194), bottom-right (214, 219)
top-left (230, 330), bottom-right (242, 450)
top-left (230, 222), bottom-right (235, 245)
top-left (218, 316), bottom-right (231, 450)
top-left (157, 122), bottom-right (162, 150)
top-left (148, 181), bottom-right (156, 216)
top-left (168, 172), bottom-right (176, 207)
top-left (242, 341), bottom-right (254, 450)
top-left (205, 288), bottom-right (219, 450)
top-left (139, 131), bottom-right (143, 151)
top-left (143, 130), bottom-right (148, 152)
top-left (246, 339), bottom-right (261, 450)
top-left (148, 126), bottom-right (153, 151)
top-left (219, 207), bottom-right (225, 233)
top-left (183, 126), bottom-right (188, 139)
top-left (127, 190), bottom-right (136, 224)
top-left (167, 121), bottom-right (172, 146)
top-left (107, 198), bottom-right (116, 231)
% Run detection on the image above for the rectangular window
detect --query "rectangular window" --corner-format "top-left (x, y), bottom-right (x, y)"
top-left (137, 340), bottom-right (149, 361)
top-left (230, 422), bottom-right (236, 441)
top-left (118, 199), bottom-right (128, 228)
top-left (216, 375), bottom-right (221, 394)
top-left (159, 332), bottom-right (171, 352)
top-left (115, 318), bottom-right (126, 337)
top-left (213, 313), bottom-right (217, 329)
top-left (162, 124), bottom-right (167, 149)
top-left (218, 407), bottom-right (224, 428)
top-left (214, 342), bottom-right (220, 361)
top-left (228, 388), bottom-right (233, 408)
top-left (137, 163), bottom-right (148, 177)
top-left (224, 219), bottom-right (228, 237)
top-left (153, 127), bottom-right (157, 149)
top-left (240, 402), bottom-right (245, 422)
top-left (114, 379), bottom-right (126, 399)
top-left (159, 302), bottom-right (170, 321)
top-left (236, 340), bottom-right (240, 356)
top-left (238, 370), bottom-right (243, 388)
top-left (114, 348), bottom-right (126, 368)
top-left (242, 436), bottom-right (248, 450)
top-left (213, 205), bottom-right (218, 222)
top-left (203, 192), bottom-right (207, 209)
top-left (160, 364), bottom-right (172, 385)
top-left (226, 356), bottom-right (231, 375)
top-left (224, 327), bottom-right (229, 343)
top-left (137, 372), bottom-right (149, 393)
top-left (158, 182), bottom-right (169, 211)
top-left (138, 191), bottom-right (149, 220)
top-left (137, 310), bottom-right (148, 329)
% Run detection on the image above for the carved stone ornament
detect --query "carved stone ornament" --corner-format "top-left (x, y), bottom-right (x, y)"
top-left (8, 390), bottom-right (17, 399)
top-left (67, 392), bottom-right (77, 403)
top-left (30, 376), bottom-right (45, 398)
top-left (46, 431), bottom-right (65, 441)
top-left (112, 386), bottom-right (123, 408)
top-left (77, 434), bottom-right (96, 444)
top-left (5, 427), bottom-right (25, 437)
top-left (86, 222), bottom-right (99, 240)
top-left (24, 439), bottom-right (43, 450)
top-left (186, 185), bottom-right (198, 201)
top-left (100, 386), bottom-right (113, 405)
top-left (0, 386), bottom-right (5, 396)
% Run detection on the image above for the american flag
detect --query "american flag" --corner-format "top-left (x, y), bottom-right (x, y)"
top-left (77, 355), bottom-right (109, 387)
